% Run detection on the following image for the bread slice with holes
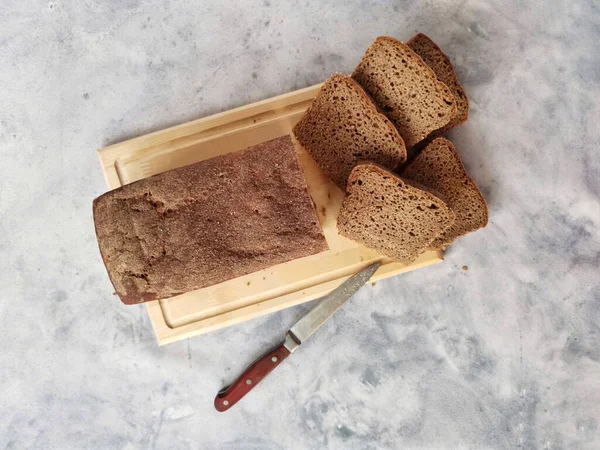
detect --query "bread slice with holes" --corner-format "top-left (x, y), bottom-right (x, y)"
top-left (352, 36), bottom-right (457, 148)
top-left (337, 163), bottom-right (455, 264)
top-left (407, 33), bottom-right (469, 133)
top-left (293, 73), bottom-right (406, 188)
top-left (400, 137), bottom-right (488, 248)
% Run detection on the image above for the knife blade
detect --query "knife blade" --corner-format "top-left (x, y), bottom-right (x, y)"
top-left (214, 261), bottom-right (382, 412)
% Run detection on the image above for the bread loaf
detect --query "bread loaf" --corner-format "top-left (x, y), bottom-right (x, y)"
top-left (93, 135), bottom-right (328, 304)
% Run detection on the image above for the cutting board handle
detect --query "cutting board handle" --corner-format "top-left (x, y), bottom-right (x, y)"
top-left (214, 342), bottom-right (291, 412)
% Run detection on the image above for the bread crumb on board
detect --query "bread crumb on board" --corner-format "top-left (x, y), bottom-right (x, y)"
top-left (462, 265), bottom-right (468, 271)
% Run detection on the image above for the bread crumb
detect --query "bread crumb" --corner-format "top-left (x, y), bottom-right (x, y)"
top-left (293, 73), bottom-right (406, 188)
top-left (402, 138), bottom-right (488, 247)
top-left (338, 164), bottom-right (455, 263)
top-left (371, 282), bottom-right (377, 287)
top-left (462, 265), bottom-right (468, 271)
top-left (352, 36), bottom-right (456, 147)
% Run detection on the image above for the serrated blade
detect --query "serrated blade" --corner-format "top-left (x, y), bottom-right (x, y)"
top-left (287, 262), bottom-right (382, 346)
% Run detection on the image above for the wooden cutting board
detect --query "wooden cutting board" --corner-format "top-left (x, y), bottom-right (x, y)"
top-left (97, 83), bottom-right (443, 345)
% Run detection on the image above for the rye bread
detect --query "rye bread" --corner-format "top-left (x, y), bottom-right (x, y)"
top-left (401, 137), bottom-right (488, 248)
top-left (93, 135), bottom-right (328, 305)
top-left (337, 163), bottom-right (455, 264)
top-left (407, 33), bottom-right (469, 133)
top-left (293, 73), bottom-right (406, 188)
top-left (352, 36), bottom-right (457, 148)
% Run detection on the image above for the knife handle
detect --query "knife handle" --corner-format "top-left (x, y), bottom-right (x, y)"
top-left (214, 342), bottom-right (291, 412)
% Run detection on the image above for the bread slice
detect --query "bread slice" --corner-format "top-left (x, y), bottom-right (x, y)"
top-left (93, 136), bottom-right (328, 304)
top-left (352, 36), bottom-right (457, 148)
top-left (337, 163), bottom-right (455, 264)
top-left (293, 73), bottom-right (406, 188)
top-left (407, 33), bottom-right (469, 133)
top-left (401, 137), bottom-right (487, 248)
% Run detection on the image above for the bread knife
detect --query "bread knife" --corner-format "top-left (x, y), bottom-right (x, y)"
top-left (214, 261), bottom-right (382, 412)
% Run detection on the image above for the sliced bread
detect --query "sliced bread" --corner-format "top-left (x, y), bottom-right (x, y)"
top-left (401, 137), bottom-right (487, 248)
top-left (407, 33), bottom-right (469, 133)
top-left (352, 36), bottom-right (457, 148)
top-left (337, 163), bottom-right (455, 264)
top-left (293, 73), bottom-right (406, 188)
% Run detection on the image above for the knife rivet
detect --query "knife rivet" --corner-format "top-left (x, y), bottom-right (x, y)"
top-left (271, 356), bottom-right (278, 362)
top-left (223, 400), bottom-right (229, 406)
top-left (246, 379), bottom-right (252, 385)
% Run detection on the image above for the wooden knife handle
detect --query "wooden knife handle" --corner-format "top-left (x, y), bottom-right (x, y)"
top-left (214, 342), bottom-right (291, 412)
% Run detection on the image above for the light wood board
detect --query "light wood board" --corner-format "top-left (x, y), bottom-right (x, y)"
top-left (97, 82), bottom-right (444, 345)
